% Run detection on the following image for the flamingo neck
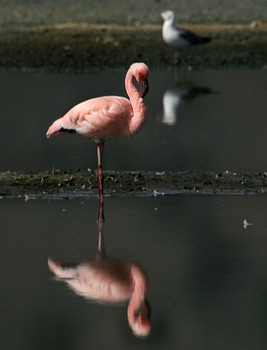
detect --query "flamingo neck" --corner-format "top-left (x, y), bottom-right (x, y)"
top-left (125, 70), bottom-right (147, 136)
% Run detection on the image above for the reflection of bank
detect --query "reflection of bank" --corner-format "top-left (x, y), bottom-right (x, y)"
top-left (162, 82), bottom-right (214, 125)
top-left (48, 197), bottom-right (151, 337)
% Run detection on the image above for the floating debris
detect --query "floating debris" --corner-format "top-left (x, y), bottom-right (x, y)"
top-left (243, 219), bottom-right (253, 229)
top-left (153, 189), bottom-right (165, 197)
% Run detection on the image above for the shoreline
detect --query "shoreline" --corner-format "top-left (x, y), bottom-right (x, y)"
top-left (1, 170), bottom-right (267, 199)
top-left (0, 23), bottom-right (266, 72)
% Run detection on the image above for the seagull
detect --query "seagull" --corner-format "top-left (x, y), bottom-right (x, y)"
top-left (160, 10), bottom-right (211, 63)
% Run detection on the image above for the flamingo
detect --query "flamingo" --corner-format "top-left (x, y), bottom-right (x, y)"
top-left (48, 258), bottom-right (151, 336)
top-left (48, 207), bottom-right (151, 337)
top-left (46, 62), bottom-right (149, 202)
top-left (160, 10), bottom-right (211, 64)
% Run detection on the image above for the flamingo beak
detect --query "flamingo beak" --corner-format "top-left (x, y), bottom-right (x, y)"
top-left (139, 75), bottom-right (149, 98)
top-left (135, 298), bottom-right (151, 324)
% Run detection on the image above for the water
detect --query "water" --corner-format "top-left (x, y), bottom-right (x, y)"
top-left (0, 69), bottom-right (266, 173)
top-left (1, 195), bottom-right (266, 349)
top-left (0, 69), bottom-right (266, 349)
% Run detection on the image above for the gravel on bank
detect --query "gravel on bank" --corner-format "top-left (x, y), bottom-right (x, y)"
top-left (1, 170), bottom-right (267, 199)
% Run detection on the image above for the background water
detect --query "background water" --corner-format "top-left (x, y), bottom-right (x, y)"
top-left (0, 69), bottom-right (266, 173)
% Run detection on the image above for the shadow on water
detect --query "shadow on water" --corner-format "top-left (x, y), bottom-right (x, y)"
top-left (162, 76), bottom-right (215, 126)
top-left (48, 195), bottom-right (151, 338)
top-left (1, 195), bottom-right (267, 348)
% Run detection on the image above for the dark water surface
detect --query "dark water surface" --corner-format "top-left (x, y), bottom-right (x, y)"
top-left (1, 195), bottom-right (266, 349)
top-left (0, 69), bottom-right (266, 173)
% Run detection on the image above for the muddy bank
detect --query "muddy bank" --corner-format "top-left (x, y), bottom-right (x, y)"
top-left (1, 170), bottom-right (267, 199)
top-left (0, 23), bottom-right (266, 71)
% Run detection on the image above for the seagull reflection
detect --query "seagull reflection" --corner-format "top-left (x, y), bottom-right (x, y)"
top-left (48, 199), bottom-right (151, 337)
top-left (162, 83), bottom-right (213, 125)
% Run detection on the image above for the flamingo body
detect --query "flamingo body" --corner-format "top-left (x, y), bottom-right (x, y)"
top-left (47, 96), bottom-right (136, 141)
top-left (46, 63), bottom-right (149, 142)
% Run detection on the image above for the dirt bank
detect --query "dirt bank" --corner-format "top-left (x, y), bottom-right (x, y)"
top-left (0, 23), bottom-right (266, 71)
top-left (1, 170), bottom-right (267, 199)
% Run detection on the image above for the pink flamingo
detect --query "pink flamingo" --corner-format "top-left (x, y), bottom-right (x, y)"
top-left (48, 229), bottom-right (151, 336)
top-left (46, 62), bottom-right (149, 202)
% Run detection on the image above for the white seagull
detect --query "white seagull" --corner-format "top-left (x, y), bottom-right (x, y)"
top-left (160, 10), bottom-right (211, 49)
top-left (160, 10), bottom-right (211, 64)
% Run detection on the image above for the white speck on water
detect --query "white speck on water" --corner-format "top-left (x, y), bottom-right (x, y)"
top-left (153, 189), bottom-right (165, 197)
top-left (243, 219), bottom-right (253, 229)
top-left (62, 209), bottom-right (66, 212)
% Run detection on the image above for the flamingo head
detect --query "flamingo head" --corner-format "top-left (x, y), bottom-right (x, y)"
top-left (160, 10), bottom-right (175, 22)
top-left (130, 62), bottom-right (149, 98)
top-left (129, 298), bottom-right (151, 337)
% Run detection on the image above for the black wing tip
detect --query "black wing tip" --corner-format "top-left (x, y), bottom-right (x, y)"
top-left (202, 36), bottom-right (212, 43)
top-left (59, 127), bottom-right (76, 134)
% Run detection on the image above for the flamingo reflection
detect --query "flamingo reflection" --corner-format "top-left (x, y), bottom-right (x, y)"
top-left (162, 83), bottom-right (213, 125)
top-left (48, 199), bottom-right (151, 337)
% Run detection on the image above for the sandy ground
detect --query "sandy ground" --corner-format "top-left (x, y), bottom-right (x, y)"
top-left (0, 23), bottom-right (266, 71)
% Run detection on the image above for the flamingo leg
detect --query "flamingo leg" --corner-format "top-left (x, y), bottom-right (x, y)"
top-left (97, 194), bottom-right (105, 257)
top-left (96, 142), bottom-right (105, 250)
top-left (96, 141), bottom-right (105, 205)
top-left (96, 142), bottom-right (105, 257)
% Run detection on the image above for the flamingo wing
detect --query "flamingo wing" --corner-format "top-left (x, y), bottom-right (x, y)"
top-left (47, 96), bottom-right (133, 141)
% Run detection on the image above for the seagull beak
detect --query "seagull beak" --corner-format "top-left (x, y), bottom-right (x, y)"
top-left (139, 76), bottom-right (149, 98)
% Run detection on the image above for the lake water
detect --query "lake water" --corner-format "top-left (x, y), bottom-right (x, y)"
top-left (0, 69), bottom-right (266, 173)
top-left (1, 195), bottom-right (267, 349)
top-left (0, 68), bottom-right (266, 349)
